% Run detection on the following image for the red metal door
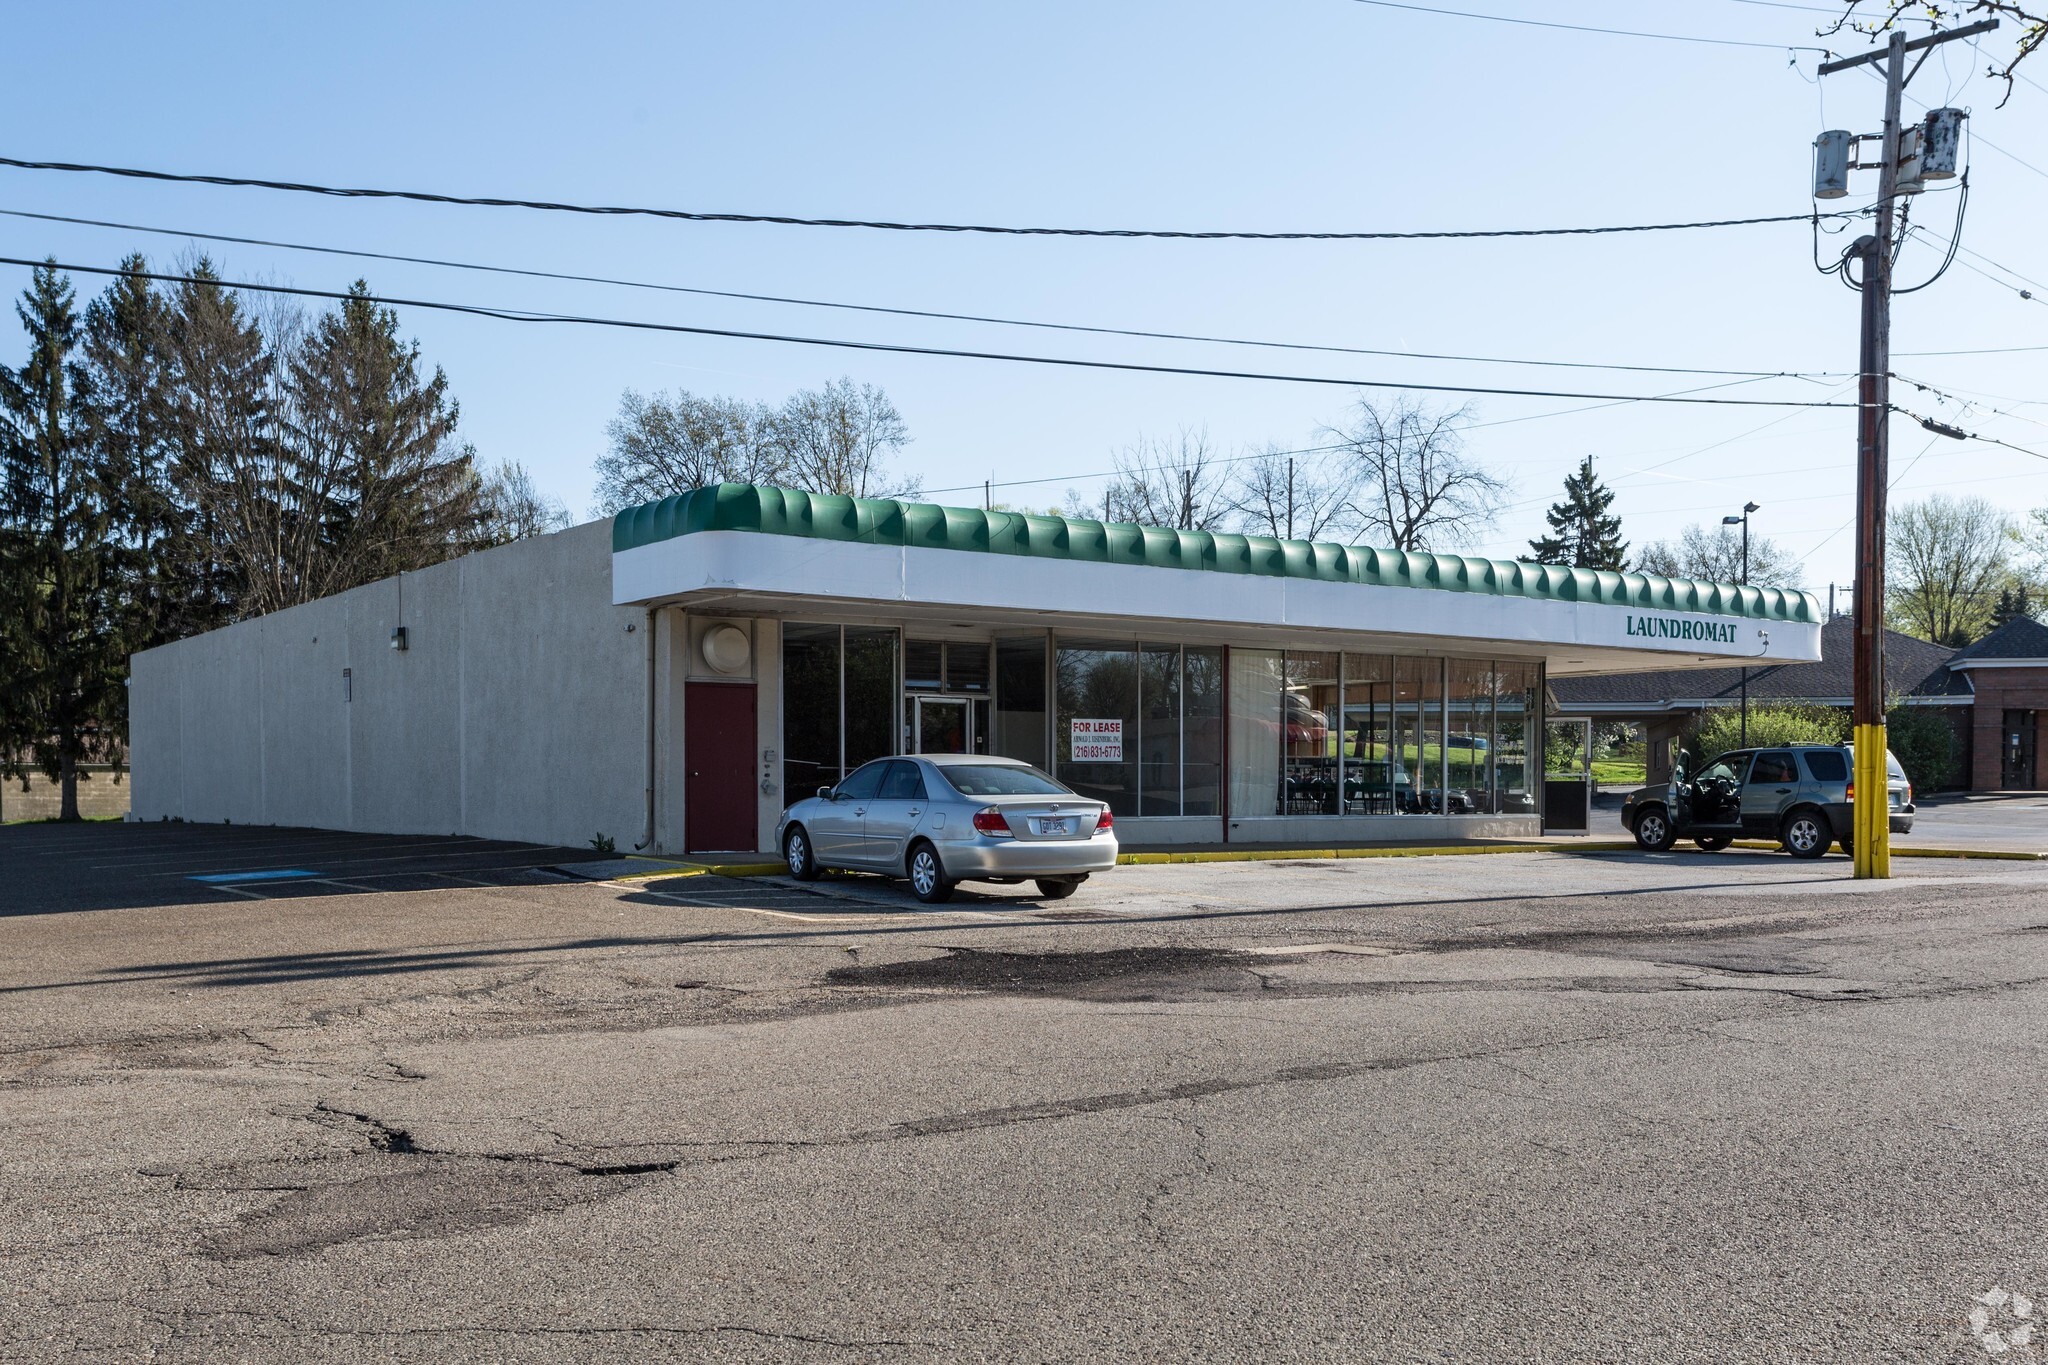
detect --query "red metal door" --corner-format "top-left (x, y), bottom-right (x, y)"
top-left (685, 681), bottom-right (758, 853)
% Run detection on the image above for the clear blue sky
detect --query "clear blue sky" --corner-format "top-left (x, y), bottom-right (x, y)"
top-left (4, 0), bottom-right (2043, 594)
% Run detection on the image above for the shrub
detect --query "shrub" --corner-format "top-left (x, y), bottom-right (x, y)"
top-left (1884, 706), bottom-right (1961, 791)
top-left (1690, 703), bottom-right (1849, 763)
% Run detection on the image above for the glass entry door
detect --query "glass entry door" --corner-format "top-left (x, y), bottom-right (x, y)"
top-left (915, 696), bottom-right (969, 755)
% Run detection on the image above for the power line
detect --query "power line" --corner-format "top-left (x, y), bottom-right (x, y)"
top-left (919, 375), bottom-right (1797, 500)
top-left (0, 206), bottom-right (1853, 383)
top-left (0, 255), bottom-right (1862, 409)
top-left (1346, 0), bottom-right (1830, 50)
top-left (0, 154), bottom-right (1856, 242)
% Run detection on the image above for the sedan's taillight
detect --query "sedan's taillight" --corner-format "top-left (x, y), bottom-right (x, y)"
top-left (1095, 809), bottom-right (1114, 832)
top-left (973, 808), bottom-right (1012, 837)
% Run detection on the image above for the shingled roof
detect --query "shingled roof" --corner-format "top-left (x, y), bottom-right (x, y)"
top-left (1947, 615), bottom-right (2048, 665)
top-left (1551, 616), bottom-right (1959, 710)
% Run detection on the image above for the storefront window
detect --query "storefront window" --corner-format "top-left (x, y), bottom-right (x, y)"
top-left (781, 624), bottom-right (842, 801)
top-left (844, 628), bottom-right (897, 771)
top-left (947, 643), bottom-right (991, 694)
top-left (903, 640), bottom-right (944, 692)
top-left (1341, 654), bottom-right (1396, 814)
top-left (1396, 657), bottom-right (1444, 814)
top-left (1183, 646), bottom-right (1224, 816)
top-left (993, 636), bottom-right (1048, 769)
top-left (1494, 661), bottom-right (1539, 814)
top-left (1227, 649), bottom-right (1283, 818)
top-left (1056, 640), bottom-right (1139, 816)
top-left (1139, 644), bottom-right (1182, 816)
top-left (1282, 651), bottom-right (1341, 815)
top-left (1446, 660), bottom-right (1496, 814)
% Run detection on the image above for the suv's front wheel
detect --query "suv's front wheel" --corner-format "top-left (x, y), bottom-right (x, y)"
top-left (1781, 808), bottom-right (1831, 859)
top-left (1633, 806), bottom-right (1678, 852)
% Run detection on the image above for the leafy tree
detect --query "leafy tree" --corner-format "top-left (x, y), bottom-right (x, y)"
top-left (1690, 703), bottom-right (1849, 765)
top-left (1529, 455), bottom-right (1626, 569)
top-left (1885, 704), bottom-right (1961, 792)
top-left (1636, 523), bottom-right (1806, 589)
top-left (1887, 494), bottom-right (2013, 646)
top-left (0, 263), bottom-right (128, 820)
top-left (1325, 396), bottom-right (1507, 552)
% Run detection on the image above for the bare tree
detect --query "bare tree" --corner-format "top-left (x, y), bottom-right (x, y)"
top-left (1635, 524), bottom-right (1807, 589)
top-left (591, 389), bottom-right (777, 515)
top-left (1888, 493), bottom-right (2015, 645)
top-left (1225, 443), bottom-right (1357, 541)
top-left (769, 378), bottom-right (916, 500)
top-left (1832, 3), bottom-right (2043, 102)
top-left (474, 461), bottom-right (572, 545)
top-left (1096, 429), bottom-right (1231, 530)
top-left (1324, 396), bottom-right (1507, 552)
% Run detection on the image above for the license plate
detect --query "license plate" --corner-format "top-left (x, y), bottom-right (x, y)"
top-left (1039, 818), bottom-right (1071, 836)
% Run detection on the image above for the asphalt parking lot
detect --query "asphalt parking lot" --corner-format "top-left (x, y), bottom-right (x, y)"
top-left (7, 820), bottom-right (2048, 1361)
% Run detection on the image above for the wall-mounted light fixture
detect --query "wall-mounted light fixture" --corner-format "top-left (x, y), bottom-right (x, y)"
top-left (390, 626), bottom-right (408, 651)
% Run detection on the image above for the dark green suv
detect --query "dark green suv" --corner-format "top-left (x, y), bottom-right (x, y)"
top-left (1621, 744), bottom-right (1914, 859)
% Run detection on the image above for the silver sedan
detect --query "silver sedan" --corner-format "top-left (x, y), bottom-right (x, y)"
top-left (775, 754), bottom-right (1118, 903)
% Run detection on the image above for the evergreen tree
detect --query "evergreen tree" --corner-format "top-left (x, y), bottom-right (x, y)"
top-left (1992, 582), bottom-right (2037, 629)
top-left (0, 263), bottom-right (127, 820)
top-left (285, 281), bottom-right (477, 595)
top-left (1529, 455), bottom-right (1628, 570)
top-left (76, 257), bottom-right (216, 650)
top-left (164, 260), bottom-right (273, 616)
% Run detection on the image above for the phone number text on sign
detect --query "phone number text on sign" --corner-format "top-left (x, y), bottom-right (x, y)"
top-left (1071, 718), bottom-right (1123, 762)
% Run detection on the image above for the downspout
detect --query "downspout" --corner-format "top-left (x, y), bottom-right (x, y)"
top-left (633, 606), bottom-right (657, 851)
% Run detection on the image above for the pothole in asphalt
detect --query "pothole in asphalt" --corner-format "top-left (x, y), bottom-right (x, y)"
top-left (825, 946), bottom-right (1267, 1001)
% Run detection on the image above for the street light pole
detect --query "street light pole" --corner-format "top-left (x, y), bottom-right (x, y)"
top-left (1724, 501), bottom-right (1759, 746)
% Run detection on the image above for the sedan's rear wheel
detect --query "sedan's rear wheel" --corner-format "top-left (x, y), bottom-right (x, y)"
top-left (907, 842), bottom-right (955, 904)
top-left (1035, 878), bottom-right (1080, 900)
top-left (1633, 807), bottom-right (1677, 852)
top-left (1782, 808), bottom-right (1831, 860)
top-left (784, 826), bottom-right (820, 881)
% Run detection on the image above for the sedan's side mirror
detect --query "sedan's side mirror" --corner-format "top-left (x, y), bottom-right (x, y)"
top-left (818, 786), bottom-right (835, 801)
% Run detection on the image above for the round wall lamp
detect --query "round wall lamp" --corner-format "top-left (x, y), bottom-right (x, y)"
top-left (700, 623), bottom-right (751, 675)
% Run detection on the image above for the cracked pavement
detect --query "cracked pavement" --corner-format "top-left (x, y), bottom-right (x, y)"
top-left (6, 822), bottom-right (2048, 1361)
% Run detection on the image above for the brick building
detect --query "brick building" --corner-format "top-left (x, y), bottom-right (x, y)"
top-left (1939, 616), bottom-right (2048, 791)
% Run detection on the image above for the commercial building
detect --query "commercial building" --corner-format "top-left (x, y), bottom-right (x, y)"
top-left (130, 483), bottom-right (1824, 854)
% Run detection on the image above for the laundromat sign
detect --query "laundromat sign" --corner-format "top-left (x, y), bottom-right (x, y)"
top-left (1624, 613), bottom-right (1742, 645)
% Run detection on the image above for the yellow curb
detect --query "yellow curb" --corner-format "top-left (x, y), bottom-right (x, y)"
top-left (608, 858), bottom-right (784, 881)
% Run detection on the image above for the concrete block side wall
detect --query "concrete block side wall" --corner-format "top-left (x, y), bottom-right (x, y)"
top-left (129, 520), bottom-right (649, 849)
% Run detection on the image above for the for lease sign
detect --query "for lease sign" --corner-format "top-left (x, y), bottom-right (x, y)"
top-left (1070, 718), bottom-right (1123, 762)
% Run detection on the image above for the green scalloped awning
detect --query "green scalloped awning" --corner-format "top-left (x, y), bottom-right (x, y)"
top-left (613, 483), bottom-right (1820, 625)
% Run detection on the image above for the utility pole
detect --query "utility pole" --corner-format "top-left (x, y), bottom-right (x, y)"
top-left (1815, 17), bottom-right (1993, 879)
top-left (1724, 502), bottom-right (1759, 746)
top-left (1286, 457), bottom-right (1296, 540)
